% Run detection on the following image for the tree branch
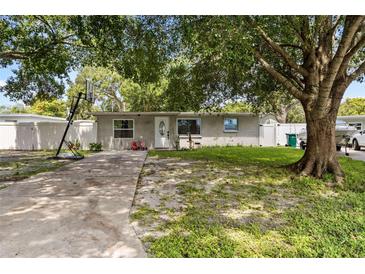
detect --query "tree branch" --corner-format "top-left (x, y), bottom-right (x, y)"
top-left (285, 100), bottom-right (300, 112)
top-left (345, 33), bottom-right (365, 60)
top-left (336, 33), bottom-right (365, 78)
top-left (322, 16), bottom-right (365, 91)
top-left (34, 15), bottom-right (56, 37)
top-left (0, 51), bottom-right (28, 60)
top-left (253, 50), bottom-right (308, 101)
top-left (255, 25), bottom-right (309, 77)
top-left (279, 43), bottom-right (304, 51)
top-left (347, 61), bottom-right (365, 84)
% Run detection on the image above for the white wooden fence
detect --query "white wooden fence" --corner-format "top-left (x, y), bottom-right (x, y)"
top-left (0, 120), bottom-right (96, 150)
top-left (259, 123), bottom-right (307, 147)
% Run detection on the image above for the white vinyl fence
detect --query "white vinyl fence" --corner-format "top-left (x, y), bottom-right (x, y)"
top-left (0, 120), bottom-right (96, 150)
top-left (259, 123), bottom-right (307, 147)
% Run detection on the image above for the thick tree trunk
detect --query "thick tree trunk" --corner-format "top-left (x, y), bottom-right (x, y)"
top-left (289, 110), bottom-right (344, 183)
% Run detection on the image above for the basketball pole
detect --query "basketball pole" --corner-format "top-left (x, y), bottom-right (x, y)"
top-left (55, 91), bottom-right (84, 158)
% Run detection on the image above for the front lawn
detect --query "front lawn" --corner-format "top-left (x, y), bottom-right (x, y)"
top-left (131, 146), bottom-right (365, 257)
top-left (0, 150), bottom-right (92, 188)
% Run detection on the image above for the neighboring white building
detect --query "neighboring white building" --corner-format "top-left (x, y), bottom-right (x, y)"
top-left (0, 114), bottom-right (96, 150)
top-left (0, 113), bottom-right (66, 123)
top-left (258, 115), bottom-right (365, 147)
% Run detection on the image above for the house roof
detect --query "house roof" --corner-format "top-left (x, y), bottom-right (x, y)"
top-left (0, 113), bottom-right (66, 121)
top-left (337, 115), bottom-right (365, 119)
top-left (91, 111), bottom-right (257, 117)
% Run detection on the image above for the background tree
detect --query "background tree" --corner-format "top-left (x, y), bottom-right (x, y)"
top-left (339, 98), bottom-right (365, 116)
top-left (222, 99), bottom-right (305, 123)
top-left (222, 102), bottom-right (253, 112)
top-left (286, 103), bottom-right (305, 123)
top-left (164, 58), bottom-right (211, 111)
top-left (123, 79), bottom-right (168, 112)
top-left (0, 104), bottom-right (28, 114)
top-left (67, 66), bottom-right (125, 119)
top-left (67, 66), bottom-right (168, 118)
top-left (29, 99), bottom-right (67, 117)
top-left (67, 61), bottom-right (205, 116)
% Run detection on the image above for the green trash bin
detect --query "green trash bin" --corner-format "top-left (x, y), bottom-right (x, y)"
top-left (286, 133), bottom-right (297, 148)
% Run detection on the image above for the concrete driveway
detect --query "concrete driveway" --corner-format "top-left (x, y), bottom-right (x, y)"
top-left (338, 147), bottom-right (365, 162)
top-left (0, 151), bottom-right (147, 258)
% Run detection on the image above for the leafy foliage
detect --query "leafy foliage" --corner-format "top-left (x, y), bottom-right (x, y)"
top-left (71, 16), bottom-right (172, 85)
top-left (339, 98), bottom-right (365, 116)
top-left (89, 142), bottom-right (102, 152)
top-left (222, 102), bottom-right (253, 113)
top-left (29, 99), bottom-right (67, 117)
top-left (124, 79), bottom-right (169, 112)
top-left (286, 103), bottom-right (305, 123)
top-left (0, 16), bottom-right (80, 103)
top-left (0, 16), bottom-right (172, 104)
top-left (0, 104), bottom-right (28, 114)
top-left (67, 62), bottom-right (207, 115)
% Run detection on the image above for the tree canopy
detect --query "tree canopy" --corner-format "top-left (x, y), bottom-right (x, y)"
top-left (339, 98), bottom-right (365, 116)
top-left (0, 16), bottom-right (172, 104)
top-left (0, 16), bottom-right (79, 103)
top-left (29, 99), bottom-right (67, 117)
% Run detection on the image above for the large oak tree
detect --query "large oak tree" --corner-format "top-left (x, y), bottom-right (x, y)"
top-left (250, 16), bottom-right (365, 182)
top-left (178, 16), bottom-right (365, 182)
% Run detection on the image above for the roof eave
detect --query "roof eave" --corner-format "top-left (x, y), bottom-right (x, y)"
top-left (90, 111), bottom-right (256, 116)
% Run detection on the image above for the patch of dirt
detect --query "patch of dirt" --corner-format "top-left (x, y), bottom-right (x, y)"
top-left (0, 151), bottom-right (71, 184)
top-left (131, 155), bottom-right (302, 244)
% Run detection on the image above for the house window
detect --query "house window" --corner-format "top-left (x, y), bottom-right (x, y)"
top-left (348, 122), bottom-right (362, 131)
top-left (177, 118), bottom-right (201, 135)
top-left (224, 118), bottom-right (238, 132)
top-left (113, 119), bottom-right (134, 138)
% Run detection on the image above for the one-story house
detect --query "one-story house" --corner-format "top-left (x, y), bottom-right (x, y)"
top-left (92, 112), bottom-right (274, 150)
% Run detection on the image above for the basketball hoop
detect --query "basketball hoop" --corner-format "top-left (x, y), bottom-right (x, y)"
top-left (85, 79), bottom-right (95, 103)
top-left (55, 79), bottom-right (96, 159)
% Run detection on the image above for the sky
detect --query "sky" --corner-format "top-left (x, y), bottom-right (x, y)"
top-left (0, 66), bottom-right (364, 106)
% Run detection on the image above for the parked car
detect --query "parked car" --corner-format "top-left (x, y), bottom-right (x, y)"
top-left (298, 120), bottom-right (357, 151)
top-left (352, 130), bottom-right (365, 150)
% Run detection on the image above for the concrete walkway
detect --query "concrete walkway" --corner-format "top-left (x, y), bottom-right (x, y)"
top-left (0, 151), bottom-right (147, 258)
top-left (338, 147), bottom-right (365, 162)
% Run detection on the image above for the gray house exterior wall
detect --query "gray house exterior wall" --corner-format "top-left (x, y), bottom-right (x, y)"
top-left (96, 114), bottom-right (156, 150)
top-left (93, 112), bottom-right (261, 150)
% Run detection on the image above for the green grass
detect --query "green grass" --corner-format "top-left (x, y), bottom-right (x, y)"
top-left (149, 146), bottom-right (304, 167)
top-left (135, 146), bottom-right (365, 257)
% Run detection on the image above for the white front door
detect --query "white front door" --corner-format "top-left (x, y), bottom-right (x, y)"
top-left (155, 117), bottom-right (170, 148)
